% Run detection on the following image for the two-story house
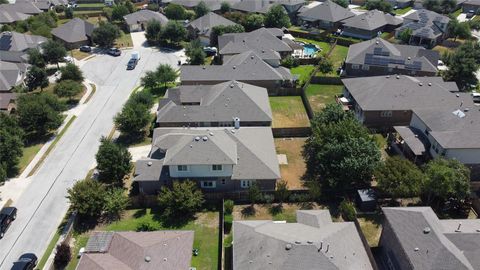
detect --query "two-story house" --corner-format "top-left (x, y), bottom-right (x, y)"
top-left (341, 10), bottom-right (403, 40)
top-left (298, 0), bottom-right (354, 31)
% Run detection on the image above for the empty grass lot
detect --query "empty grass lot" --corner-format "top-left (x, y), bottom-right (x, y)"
top-left (290, 65), bottom-right (315, 85)
top-left (269, 96), bottom-right (310, 128)
top-left (275, 138), bottom-right (307, 190)
top-left (305, 84), bottom-right (343, 111)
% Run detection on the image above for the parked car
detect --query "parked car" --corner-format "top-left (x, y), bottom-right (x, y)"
top-left (79, 45), bottom-right (91, 53)
top-left (63, 56), bottom-right (74, 63)
top-left (0, 207), bottom-right (17, 239)
top-left (11, 253), bottom-right (37, 270)
top-left (107, 48), bottom-right (121, 57)
top-left (467, 10), bottom-right (475, 19)
top-left (203, 47), bottom-right (217, 56)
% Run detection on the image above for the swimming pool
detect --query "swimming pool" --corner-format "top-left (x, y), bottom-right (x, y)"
top-left (303, 44), bottom-right (319, 56)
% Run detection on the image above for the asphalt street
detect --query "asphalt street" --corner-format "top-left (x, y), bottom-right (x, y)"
top-left (0, 47), bottom-right (180, 269)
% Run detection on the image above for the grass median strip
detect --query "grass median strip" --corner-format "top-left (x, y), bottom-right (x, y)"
top-left (28, 116), bottom-right (77, 177)
top-left (36, 230), bottom-right (61, 270)
top-left (84, 83), bottom-right (96, 104)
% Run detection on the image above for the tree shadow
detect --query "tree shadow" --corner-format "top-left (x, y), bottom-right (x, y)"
top-left (116, 133), bottom-right (147, 147)
top-left (150, 207), bottom-right (193, 229)
top-left (241, 205), bottom-right (256, 217)
top-left (73, 216), bottom-right (99, 234)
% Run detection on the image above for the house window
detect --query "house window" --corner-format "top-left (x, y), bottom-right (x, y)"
top-left (212, 164), bottom-right (223, 171)
top-left (362, 64), bottom-right (370, 70)
top-left (177, 165), bottom-right (188, 171)
top-left (352, 64), bottom-right (360, 69)
top-left (201, 181), bottom-right (216, 188)
top-left (221, 179), bottom-right (226, 185)
top-left (388, 67), bottom-right (393, 72)
top-left (241, 180), bottom-right (253, 188)
top-left (380, 110), bottom-right (392, 117)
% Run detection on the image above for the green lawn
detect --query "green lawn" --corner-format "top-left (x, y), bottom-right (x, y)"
top-left (294, 37), bottom-right (331, 53)
top-left (393, 6), bottom-right (412, 15)
top-left (18, 143), bottom-right (43, 175)
top-left (115, 31), bottom-right (133, 48)
top-left (76, 3), bottom-right (105, 8)
top-left (290, 65), bottom-right (315, 85)
top-left (451, 8), bottom-right (462, 18)
top-left (66, 234), bottom-right (89, 270)
top-left (269, 96), bottom-right (310, 128)
top-left (305, 84), bottom-right (343, 111)
top-left (329, 44), bottom-right (348, 69)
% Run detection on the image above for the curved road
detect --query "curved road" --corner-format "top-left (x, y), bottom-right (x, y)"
top-left (0, 47), bottom-right (180, 269)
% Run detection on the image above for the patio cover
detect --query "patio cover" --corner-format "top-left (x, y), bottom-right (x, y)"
top-left (394, 126), bottom-right (427, 156)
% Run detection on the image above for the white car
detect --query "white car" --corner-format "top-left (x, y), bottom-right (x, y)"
top-left (63, 56), bottom-right (74, 63)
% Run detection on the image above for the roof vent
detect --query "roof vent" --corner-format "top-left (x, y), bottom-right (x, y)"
top-left (456, 94), bottom-right (460, 97)
top-left (464, 108), bottom-right (470, 112)
top-left (476, 229), bottom-right (480, 232)
top-left (295, 241), bottom-right (301, 244)
top-left (233, 65), bottom-right (236, 69)
top-left (194, 136), bottom-right (200, 141)
top-left (307, 240), bottom-right (313, 244)
top-left (428, 82), bottom-right (432, 86)
top-left (145, 256), bottom-right (151, 262)
top-left (386, 75), bottom-right (390, 78)
top-left (396, 75), bottom-right (400, 79)
top-left (419, 82), bottom-right (423, 86)
top-left (163, 258), bottom-right (168, 262)
top-left (202, 66), bottom-right (206, 69)
top-left (209, 132), bottom-right (214, 136)
top-left (230, 83), bottom-right (235, 88)
top-left (408, 57), bottom-right (411, 60)
top-left (147, 161), bottom-right (152, 167)
top-left (250, 55), bottom-right (254, 59)
top-left (423, 227), bottom-right (431, 234)
top-left (375, 40), bottom-right (379, 44)
top-left (285, 244), bottom-right (292, 250)
top-left (414, 247), bottom-right (419, 251)
top-left (202, 136), bottom-right (208, 141)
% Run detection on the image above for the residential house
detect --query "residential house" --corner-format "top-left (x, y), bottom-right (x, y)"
top-left (0, 61), bottom-right (27, 92)
top-left (379, 207), bottom-right (480, 270)
top-left (462, 0), bottom-right (480, 12)
top-left (233, 210), bottom-right (374, 270)
top-left (0, 92), bottom-right (16, 113)
top-left (76, 231), bottom-right (194, 270)
top-left (133, 126), bottom-right (281, 194)
top-left (162, 0), bottom-right (241, 11)
top-left (341, 75), bottom-right (459, 129)
top-left (186, 12), bottom-right (237, 45)
top-left (341, 10), bottom-right (403, 40)
top-left (0, 31), bottom-right (47, 63)
top-left (231, 0), bottom-right (305, 20)
top-left (395, 9), bottom-right (450, 48)
top-left (51, 18), bottom-right (95, 49)
top-left (180, 50), bottom-right (294, 95)
top-left (157, 81), bottom-right (272, 127)
top-left (124, 10), bottom-right (169, 32)
top-left (298, 0), bottom-right (355, 30)
top-left (0, 1), bottom-right (43, 25)
top-left (344, 38), bottom-right (439, 77)
top-left (218, 27), bottom-right (293, 66)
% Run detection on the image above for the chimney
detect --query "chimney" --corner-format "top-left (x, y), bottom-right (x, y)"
top-left (234, 117), bottom-right (240, 129)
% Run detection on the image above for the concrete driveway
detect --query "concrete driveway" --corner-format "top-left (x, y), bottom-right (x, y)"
top-left (130, 31), bottom-right (148, 48)
top-left (0, 46), bottom-right (180, 269)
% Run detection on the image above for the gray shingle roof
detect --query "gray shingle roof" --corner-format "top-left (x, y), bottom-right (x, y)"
top-left (180, 50), bottom-right (293, 83)
top-left (396, 9), bottom-right (450, 39)
top-left (0, 1), bottom-right (41, 16)
top-left (342, 75), bottom-right (458, 111)
top-left (341, 9), bottom-right (402, 31)
top-left (0, 92), bottom-right (16, 110)
top-left (0, 7), bottom-right (31, 24)
top-left (52, 18), bottom-right (95, 43)
top-left (232, 0), bottom-right (305, 14)
top-left (165, 0), bottom-right (241, 11)
top-left (233, 210), bottom-right (373, 270)
top-left (218, 27), bottom-right (292, 61)
top-left (77, 231), bottom-right (194, 270)
top-left (135, 127), bottom-right (280, 181)
top-left (187, 12), bottom-right (236, 37)
top-left (346, 38), bottom-right (439, 73)
top-left (0, 61), bottom-right (25, 91)
top-left (0, 31), bottom-right (46, 52)
top-left (157, 80), bottom-right (272, 124)
top-left (298, 0), bottom-right (355, 23)
top-left (382, 207), bottom-right (480, 270)
top-left (123, 10), bottom-right (168, 27)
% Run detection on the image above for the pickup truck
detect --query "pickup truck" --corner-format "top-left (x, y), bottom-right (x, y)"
top-left (0, 207), bottom-right (17, 239)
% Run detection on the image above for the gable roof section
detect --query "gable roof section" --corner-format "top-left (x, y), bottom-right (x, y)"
top-left (396, 9), bottom-right (450, 39)
top-left (157, 80), bottom-right (272, 124)
top-left (0, 61), bottom-right (24, 91)
top-left (341, 9), bottom-right (402, 31)
top-left (187, 12), bottom-right (236, 37)
top-left (0, 7), bottom-right (31, 24)
top-left (52, 18), bottom-right (95, 43)
top-left (0, 31), bottom-right (46, 52)
top-left (382, 207), bottom-right (479, 270)
top-left (346, 38), bottom-right (438, 73)
top-left (180, 51), bottom-right (293, 83)
top-left (123, 10), bottom-right (168, 26)
top-left (298, 0), bottom-right (354, 23)
top-left (233, 210), bottom-right (373, 270)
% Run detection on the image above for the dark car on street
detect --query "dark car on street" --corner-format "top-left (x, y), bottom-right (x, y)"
top-left (107, 48), bottom-right (121, 57)
top-left (127, 58), bottom-right (138, 70)
top-left (79, 45), bottom-right (91, 53)
top-left (11, 253), bottom-right (37, 270)
top-left (0, 207), bottom-right (17, 239)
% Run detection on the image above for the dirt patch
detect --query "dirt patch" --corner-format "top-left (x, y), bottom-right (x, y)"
top-left (275, 138), bottom-right (307, 190)
top-left (195, 212), bottom-right (219, 228)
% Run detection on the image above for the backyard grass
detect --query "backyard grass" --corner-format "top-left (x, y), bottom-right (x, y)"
top-left (115, 31), bottom-right (133, 48)
top-left (357, 213), bottom-right (383, 247)
top-left (269, 96), bottom-right (310, 128)
top-left (85, 15), bottom-right (106, 25)
top-left (294, 37), bottom-right (331, 53)
top-left (275, 138), bottom-right (307, 190)
top-left (290, 65), bottom-right (315, 85)
top-left (393, 6), bottom-right (412, 15)
top-left (18, 143), bottom-right (43, 175)
top-left (329, 44), bottom-right (348, 69)
top-left (451, 8), bottom-right (462, 18)
top-left (95, 209), bottom-right (220, 270)
top-left (76, 3), bottom-right (105, 8)
top-left (305, 84), bottom-right (343, 111)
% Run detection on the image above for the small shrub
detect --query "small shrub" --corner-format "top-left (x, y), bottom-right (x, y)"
top-left (136, 220), bottom-right (160, 231)
top-left (289, 193), bottom-right (309, 203)
top-left (262, 194), bottom-right (275, 204)
top-left (339, 200), bottom-right (356, 221)
top-left (53, 242), bottom-right (71, 269)
top-left (224, 200), bottom-right (234, 215)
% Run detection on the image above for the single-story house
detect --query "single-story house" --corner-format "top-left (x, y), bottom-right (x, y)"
top-left (76, 231), bottom-right (194, 270)
top-left (157, 80), bottom-right (272, 127)
top-left (462, 0), bottom-right (480, 12)
top-left (186, 12), bottom-right (237, 45)
top-left (0, 61), bottom-right (27, 92)
top-left (180, 50), bottom-right (294, 95)
top-left (218, 27), bottom-right (293, 66)
top-left (0, 92), bottom-right (16, 113)
top-left (380, 207), bottom-right (480, 270)
top-left (341, 10), bottom-right (403, 40)
top-left (298, 0), bottom-right (355, 30)
top-left (51, 18), bottom-right (95, 49)
top-left (0, 2), bottom-right (37, 24)
top-left (0, 31), bottom-right (47, 63)
top-left (344, 38), bottom-right (439, 77)
top-left (133, 126), bottom-right (281, 194)
top-left (124, 10), bottom-right (169, 32)
top-left (233, 210), bottom-right (374, 270)
top-left (231, 0), bottom-right (305, 19)
top-left (341, 75), bottom-right (459, 129)
top-left (163, 0), bottom-right (241, 11)
top-left (395, 9), bottom-right (450, 48)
